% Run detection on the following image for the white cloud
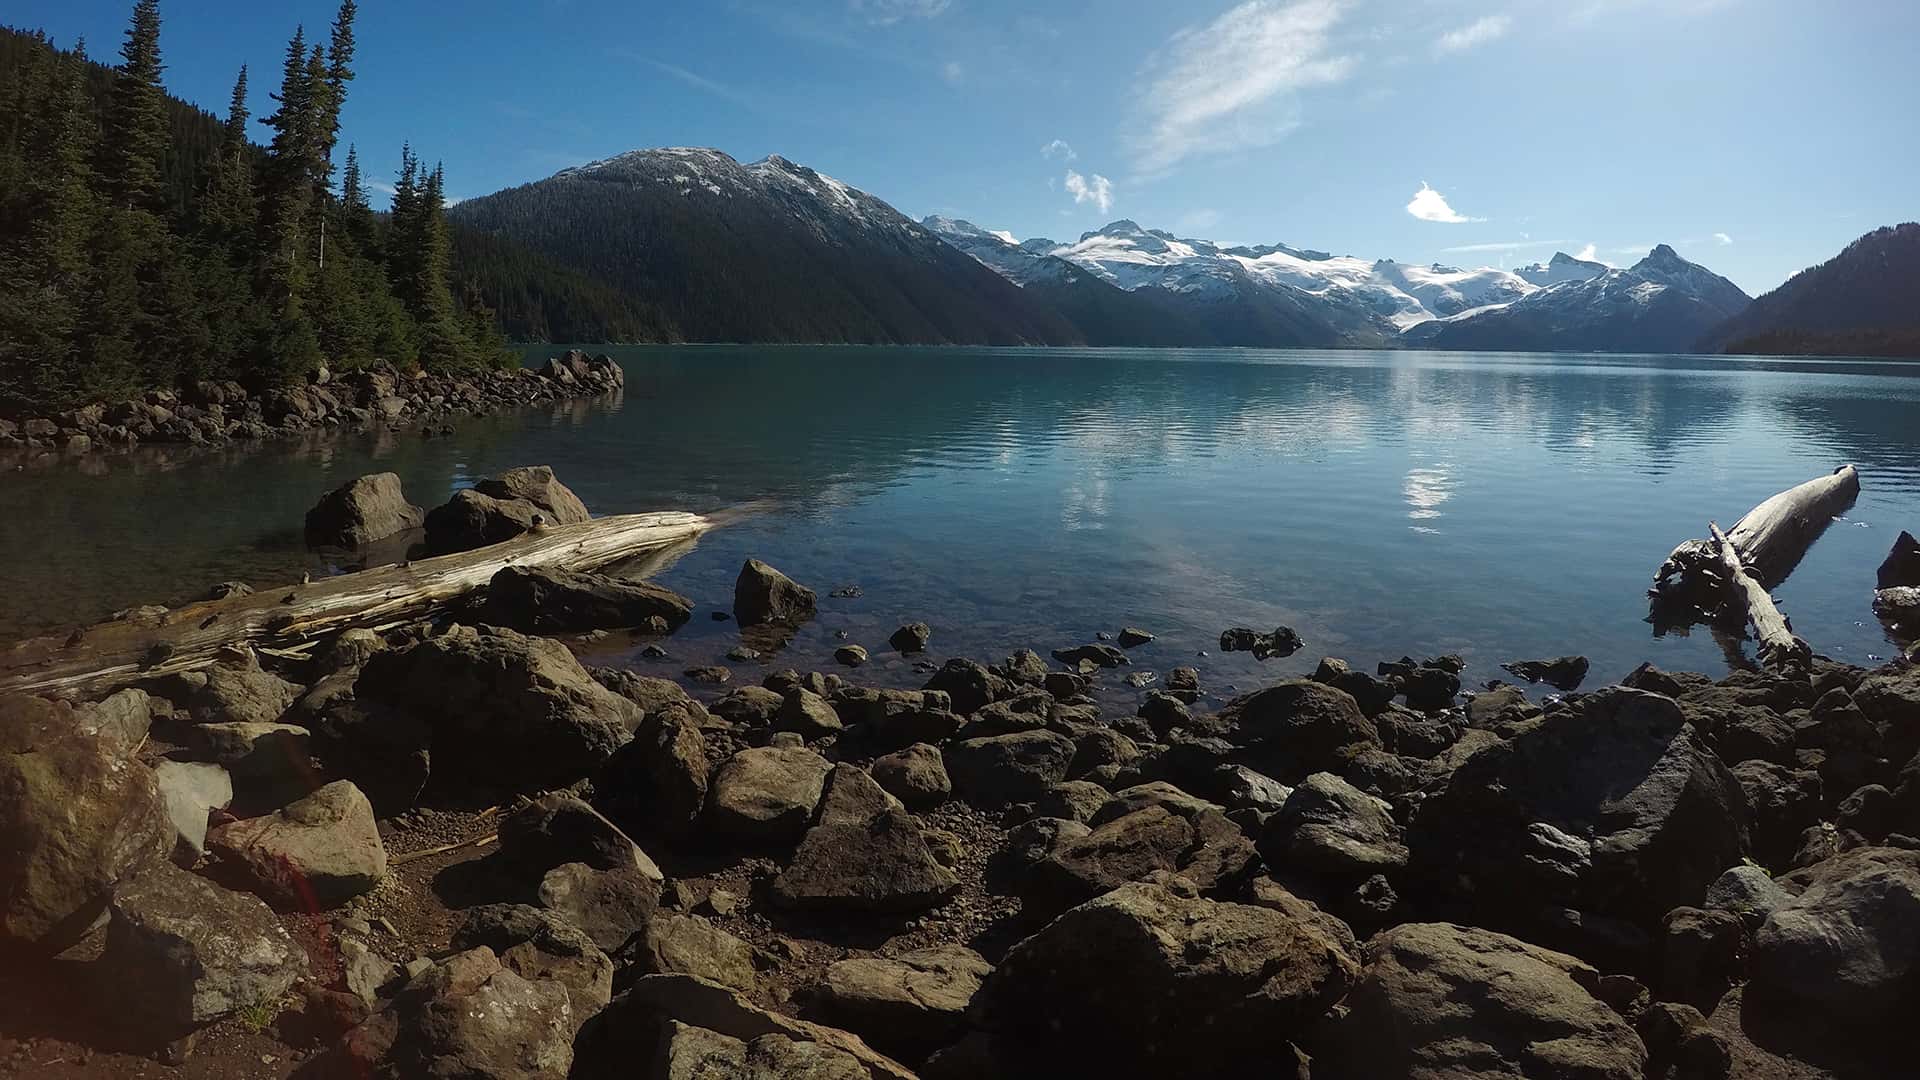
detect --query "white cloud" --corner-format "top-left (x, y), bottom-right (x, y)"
top-left (1406, 182), bottom-right (1481, 224)
top-left (989, 228), bottom-right (1018, 244)
top-left (1178, 208), bottom-right (1223, 234)
top-left (1714, 231), bottom-right (1733, 245)
top-left (1441, 238), bottom-right (1563, 253)
top-left (849, 0), bottom-right (951, 25)
top-left (1041, 139), bottom-right (1077, 161)
top-left (1576, 243), bottom-right (1600, 261)
top-left (942, 60), bottom-right (964, 84)
top-left (1064, 169), bottom-right (1114, 214)
top-left (1435, 14), bottom-right (1511, 54)
top-left (1132, 0), bottom-right (1356, 175)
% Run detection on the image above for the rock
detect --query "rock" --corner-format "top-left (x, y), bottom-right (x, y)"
top-left (734, 559), bottom-right (817, 627)
top-left (592, 707), bottom-right (709, 840)
top-left (1702, 863), bottom-right (1789, 928)
top-left (152, 760), bottom-right (233, 861)
top-left (815, 946), bottom-right (991, 1060)
top-left (0, 696), bottom-right (173, 949)
top-left (335, 947), bottom-right (576, 1079)
top-left (1117, 627), bottom-right (1154, 648)
top-left (1261, 771), bottom-right (1408, 874)
top-left (1502, 655), bottom-right (1591, 691)
top-left (1051, 643), bottom-right (1129, 668)
top-left (298, 679), bottom-right (430, 816)
top-left (815, 765), bottom-right (905, 826)
top-left (834, 688), bottom-right (962, 751)
top-left (422, 464), bottom-right (592, 554)
top-left (502, 792), bottom-right (662, 880)
top-left (207, 780), bottom-right (386, 908)
top-left (451, 905), bottom-right (614, 1019)
top-left (1878, 530), bottom-right (1920, 589)
top-left (104, 861), bottom-right (306, 1029)
top-left (628, 913), bottom-right (759, 992)
top-left (977, 881), bottom-right (1355, 1077)
top-left (188, 722), bottom-right (311, 801)
top-left (574, 973), bottom-right (915, 1080)
top-left (1209, 679), bottom-right (1382, 782)
top-left (921, 658), bottom-right (1010, 715)
top-left (74, 688), bottom-right (154, 756)
top-left (1732, 759), bottom-right (1822, 869)
top-left (1409, 686), bottom-right (1750, 926)
top-left (1398, 664), bottom-right (1462, 711)
top-left (772, 809), bottom-right (959, 912)
top-left (1220, 625), bottom-right (1304, 660)
top-left (1750, 846), bottom-right (1920, 1022)
top-left (712, 686), bottom-right (785, 726)
top-left (1035, 779), bottom-right (1111, 824)
top-left (356, 624), bottom-right (637, 791)
top-left (183, 654), bottom-right (299, 726)
top-left (834, 643), bottom-right (870, 667)
top-left (1025, 801), bottom-right (1256, 919)
top-left (482, 565), bottom-right (693, 632)
top-left (594, 669), bottom-right (699, 714)
top-left (1316, 922), bottom-right (1647, 1080)
top-left (304, 472), bottom-right (424, 548)
top-left (775, 688), bottom-right (844, 739)
top-left (704, 746), bottom-right (833, 843)
top-left (888, 623), bottom-right (931, 653)
top-left (537, 863), bottom-right (661, 952)
top-left (684, 664), bottom-right (732, 686)
top-left (870, 743), bottom-right (950, 810)
top-left (1660, 906), bottom-right (1747, 1011)
top-left (943, 729), bottom-right (1077, 806)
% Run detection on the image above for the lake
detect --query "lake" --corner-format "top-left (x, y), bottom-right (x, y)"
top-left (4, 346), bottom-right (1917, 702)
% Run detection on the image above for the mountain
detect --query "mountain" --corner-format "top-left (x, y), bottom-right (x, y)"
top-left (1406, 245), bottom-right (1751, 353)
top-left (1515, 251), bottom-right (1609, 288)
top-left (1704, 223), bottom-right (1920, 357)
top-left (448, 149), bottom-right (1082, 346)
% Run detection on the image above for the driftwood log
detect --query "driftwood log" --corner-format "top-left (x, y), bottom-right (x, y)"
top-left (1651, 465), bottom-right (1859, 670)
top-left (0, 510), bottom-right (714, 700)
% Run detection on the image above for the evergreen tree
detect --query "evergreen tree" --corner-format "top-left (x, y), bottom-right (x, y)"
top-left (101, 0), bottom-right (167, 213)
top-left (199, 65), bottom-right (255, 241)
top-left (319, 1), bottom-right (356, 179)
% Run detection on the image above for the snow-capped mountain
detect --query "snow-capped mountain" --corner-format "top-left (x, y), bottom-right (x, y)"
top-left (1411, 245), bottom-right (1751, 352)
top-left (1516, 251), bottom-right (1609, 288)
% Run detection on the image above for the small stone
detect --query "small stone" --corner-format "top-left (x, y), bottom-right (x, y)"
top-left (1118, 627), bottom-right (1155, 648)
top-left (684, 665), bottom-right (732, 685)
top-left (889, 623), bottom-right (932, 654)
top-left (834, 644), bottom-right (869, 667)
top-left (703, 888), bottom-right (740, 918)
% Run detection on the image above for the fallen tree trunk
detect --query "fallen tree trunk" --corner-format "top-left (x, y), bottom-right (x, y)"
top-left (0, 510), bottom-right (714, 700)
top-left (1650, 465), bottom-right (1858, 670)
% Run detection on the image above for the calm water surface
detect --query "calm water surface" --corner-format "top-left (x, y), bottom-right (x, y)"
top-left (5, 347), bottom-right (1918, 699)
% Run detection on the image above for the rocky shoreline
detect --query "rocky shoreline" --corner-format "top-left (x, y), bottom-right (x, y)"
top-left (3, 467), bottom-right (1918, 1079)
top-left (0, 351), bottom-right (626, 460)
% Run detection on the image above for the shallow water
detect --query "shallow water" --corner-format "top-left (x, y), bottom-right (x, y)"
top-left (4, 347), bottom-right (1917, 698)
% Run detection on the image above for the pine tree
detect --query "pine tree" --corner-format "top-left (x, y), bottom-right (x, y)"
top-left (319, 1), bottom-right (356, 177)
top-left (199, 65), bottom-right (255, 241)
top-left (102, 0), bottom-right (167, 213)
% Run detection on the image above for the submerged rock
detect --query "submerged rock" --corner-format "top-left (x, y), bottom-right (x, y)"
top-left (304, 472), bottom-right (424, 549)
top-left (734, 558), bottom-right (817, 627)
top-left (1501, 654), bottom-right (1591, 691)
top-left (422, 465), bottom-right (591, 554)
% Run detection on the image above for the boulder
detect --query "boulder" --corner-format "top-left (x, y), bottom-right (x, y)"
top-left (815, 765), bottom-right (905, 826)
top-left (500, 792), bottom-right (662, 879)
top-left (775, 688), bottom-right (844, 739)
top-left (188, 721), bottom-right (311, 802)
top-left (305, 472), bottom-right (424, 548)
top-left (1207, 679), bottom-right (1382, 781)
top-left (870, 743), bottom-right (951, 810)
top-left (1501, 655), bottom-right (1591, 691)
top-left (976, 881), bottom-right (1355, 1077)
top-left (1751, 846), bottom-right (1920, 1022)
top-left (1316, 922), bottom-right (1647, 1080)
top-left (183, 654), bottom-right (300, 726)
top-left (888, 623), bottom-right (932, 653)
top-left (334, 947), bottom-right (576, 1079)
top-left (921, 658), bottom-right (1010, 715)
top-left (1408, 686), bottom-right (1749, 926)
top-left (538, 863), bottom-right (662, 953)
top-left (704, 746), bottom-right (833, 843)
top-left (1051, 643), bottom-right (1129, 668)
top-left (74, 688), bottom-right (154, 756)
top-left (482, 565), bottom-right (693, 632)
top-left (815, 946), bottom-right (991, 1060)
top-left (355, 624), bottom-right (637, 792)
top-left (422, 465), bottom-right (591, 555)
top-left (1024, 801), bottom-right (1256, 919)
top-left (771, 809), bottom-right (959, 913)
top-left (1220, 626), bottom-right (1305, 660)
top-left (1261, 771), bottom-right (1408, 875)
top-left (152, 760), bottom-right (233, 860)
top-left (942, 729), bottom-right (1076, 806)
top-left (712, 686), bottom-right (786, 726)
top-left (207, 780), bottom-right (386, 908)
top-left (734, 558), bottom-right (817, 627)
top-left (0, 695), bottom-right (173, 949)
top-left (298, 677), bottom-right (431, 815)
top-left (104, 861), bottom-right (306, 1029)
top-left (592, 707), bottom-right (710, 840)
top-left (628, 913), bottom-right (759, 992)
top-left (451, 904), bottom-right (614, 1019)
top-left (834, 688), bottom-right (962, 751)
top-left (834, 644), bottom-right (870, 667)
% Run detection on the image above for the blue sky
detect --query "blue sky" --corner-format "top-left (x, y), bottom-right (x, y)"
top-left (13, 0), bottom-right (1917, 293)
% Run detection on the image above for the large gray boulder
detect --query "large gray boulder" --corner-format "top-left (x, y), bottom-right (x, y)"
top-left (334, 946), bottom-right (576, 1079)
top-left (592, 705), bottom-right (710, 841)
top-left (305, 472), bottom-right (424, 548)
top-left (734, 558), bottom-right (817, 627)
top-left (182, 653), bottom-right (300, 726)
top-left (1408, 686), bottom-right (1750, 925)
top-left (422, 465), bottom-right (592, 555)
top-left (976, 881), bottom-right (1356, 1077)
top-left (815, 946), bottom-right (991, 1060)
top-left (1023, 801), bottom-right (1256, 920)
top-left (771, 809), bottom-right (959, 913)
top-left (482, 565), bottom-right (693, 633)
top-left (152, 760), bottom-right (233, 861)
top-left (1205, 679), bottom-right (1382, 781)
top-left (451, 904), bottom-right (615, 1020)
top-left (0, 695), bottom-right (173, 949)
top-left (1751, 846), bottom-right (1920, 1023)
top-left (703, 746), bottom-right (833, 844)
top-left (1316, 921), bottom-right (1648, 1080)
top-left (870, 743), bottom-right (951, 810)
top-left (207, 780), bottom-right (386, 907)
top-left (628, 913), bottom-right (759, 992)
top-left (1261, 771), bottom-right (1408, 875)
top-left (104, 861), bottom-right (306, 1029)
top-left (74, 688), bottom-right (154, 755)
top-left (355, 624), bottom-right (638, 791)
top-left (942, 729), bottom-right (1076, 806)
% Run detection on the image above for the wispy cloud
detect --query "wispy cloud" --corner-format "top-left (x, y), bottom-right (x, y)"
top-left (1406, 182), bottom-right (1482, 223)
top-left (1178, 208), bottom-right (1223, 234)
top-left (1064, 169), bottom-right (1114, 214)
top-left (1041, 139), bottom-right (1077, 162)
top-left (942, 60), bottom-right (965, 84)
top-left (1435, 14), bottom-right (1511, 54)
top-left (850, 0), bottom-right (951, 25)
top-left (634, 57), bottom-right (760, 111)
top-left (1440, 238), bottom-right (1563, 253)
top-left (1576, 243), bottom-right (1602, 261)
top-left (1131, 0), bottom-right (1356, 175)
top-left (1713, 231), bottom-right (1733, 245)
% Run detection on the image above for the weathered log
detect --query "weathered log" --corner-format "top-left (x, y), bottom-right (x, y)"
top-left (0, 510), bottom-right (713, 700)
top-left (1708, 520), bottom-right (1810, 670)
top-left (1654, 465), bottom-right (1860, 590)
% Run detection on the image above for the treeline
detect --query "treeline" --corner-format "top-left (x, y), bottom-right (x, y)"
top-left (0, 3), bottom-right (511, 414)
top-left (1724, 328), bottom-right (1920, 360)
